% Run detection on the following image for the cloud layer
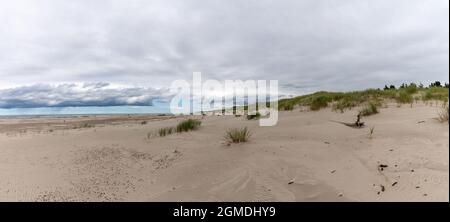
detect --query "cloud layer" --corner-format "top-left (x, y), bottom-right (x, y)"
top-left (0, 83), bottom-right (170, 108)
top-left (0, 0), bottom-right (448, 107)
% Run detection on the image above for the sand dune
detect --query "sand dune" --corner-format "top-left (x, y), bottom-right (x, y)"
top-left (0, 103), bottom-right (448, 201)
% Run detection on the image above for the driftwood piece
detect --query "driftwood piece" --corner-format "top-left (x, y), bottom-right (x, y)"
top-left (331, 112), bottom-right (365, 128)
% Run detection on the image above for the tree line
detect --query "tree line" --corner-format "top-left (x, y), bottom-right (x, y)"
top-left (383, 81), bottom-right (449, 90)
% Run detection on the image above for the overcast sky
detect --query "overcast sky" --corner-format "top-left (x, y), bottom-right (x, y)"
top-left (0, 0), bottom-right (448, 108)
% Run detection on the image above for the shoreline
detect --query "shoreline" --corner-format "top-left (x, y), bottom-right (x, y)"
top-left (0, 113), bottom-right (178, 134)
top-left (0, 113), bottom-right (173, 119)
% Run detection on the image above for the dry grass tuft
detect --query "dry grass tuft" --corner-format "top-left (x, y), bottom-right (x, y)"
top-left (360, 103), bottom-right (379, 116)
top-left (176, 119), bottom-right (202, 132)
top-left (438, 104), bottom-right (449, 123)
top-left (225, 127), bottom-right (251, 143)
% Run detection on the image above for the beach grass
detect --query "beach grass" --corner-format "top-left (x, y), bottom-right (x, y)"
top-left (278, 85), bottom-right (448, 112)
top-left (158, 127), bottom-right (175, 137)
top-left (73, 122), bottom-right (95, 129)
top-left (176, 119), bottom-right (202, 132)
top-left (155, 119), bottom-right (202, 137)
top-left (368, 126), bottom-right (375, 139)
top-left (438, 104), bottom-right (449, 123)
top-left (225, 127), bottom-right (251, 143)
top-left (360, 102), bottom-right (379, 116)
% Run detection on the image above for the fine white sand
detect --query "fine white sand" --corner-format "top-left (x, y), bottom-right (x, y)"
top-left (0, 103), bottom-right (448, 201)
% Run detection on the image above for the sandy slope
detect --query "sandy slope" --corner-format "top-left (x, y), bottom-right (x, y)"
top-left (0, 103), bottom-right (448, 201)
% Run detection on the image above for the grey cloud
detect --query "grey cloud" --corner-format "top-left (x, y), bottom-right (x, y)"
top-left (0, 0), bottom-right (448, 94)
top-left (0, 83), bottom-right (170, 108)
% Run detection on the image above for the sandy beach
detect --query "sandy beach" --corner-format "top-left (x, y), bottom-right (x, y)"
top-left (0, 102), bottom-right (447, 202)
